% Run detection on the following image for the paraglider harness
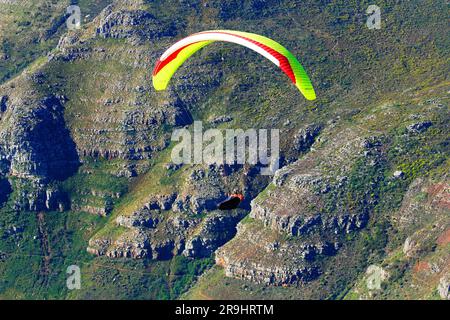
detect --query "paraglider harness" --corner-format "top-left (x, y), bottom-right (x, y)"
top-left (217, 193), bottom-right (245, 210)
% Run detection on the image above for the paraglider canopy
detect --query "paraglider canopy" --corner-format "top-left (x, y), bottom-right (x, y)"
top-left (152, 30), bottom-right (316, 100)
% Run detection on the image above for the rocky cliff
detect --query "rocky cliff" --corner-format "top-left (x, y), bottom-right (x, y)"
top-left (0, 0), bottom-right (448, 300)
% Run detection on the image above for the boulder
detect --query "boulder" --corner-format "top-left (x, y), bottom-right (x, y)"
top-left (407, 121), bottom-right (432, 134)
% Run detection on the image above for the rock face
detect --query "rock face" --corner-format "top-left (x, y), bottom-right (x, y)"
top-left (210, 115), bottom-right (233, 125)
top-left (183, 211), bottom-right (245, 258)
top-left (293, 124), bottom-right (322, 152)
top-left (407, 121), bottom-right (432, 134)
top-left (86, 153), bottom-right (268, 259)
top-left (106, 229), bottom-right (149, 259)
top-left (0, 0), bottom-right (448, 301)
top-left (88, 205), bottom-right (246, 260)
top-left (95, 6), bottom-right (176, 43)
top-left (0, 2), bottom-right (199, 213)
top-left (0, 95), bottom-right (79, 181)
top-left (215, 222), bottom-right (327, 285)
top-left (86, 160), bottom-right (254, 258)
top-left (0, 92), bottom-right (79, 210)
top-left (214, 123), bottom-right (382, 285)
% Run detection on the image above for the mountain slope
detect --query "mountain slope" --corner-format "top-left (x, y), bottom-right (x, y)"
top-left (0, 0), bottom-right (448, 299)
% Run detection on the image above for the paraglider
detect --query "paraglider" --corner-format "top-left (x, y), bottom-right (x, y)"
top-left (152, 30), bottom-right (316, 100)
top-left (217, 193), bottom-right (244, 210)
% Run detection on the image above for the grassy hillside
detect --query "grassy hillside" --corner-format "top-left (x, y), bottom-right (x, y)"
top-left (0, 0), bottom-right (112, 82)
top-left (0, 0), bottom-right (448, 300)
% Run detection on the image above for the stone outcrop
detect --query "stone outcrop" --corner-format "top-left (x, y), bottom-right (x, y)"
top-left (95, 7), bottom-right (176, 44)
top-left (88, 189), bottom-right (247, 260)
top-left (293, 124), bottom-right (322, 152)
top-left (183, 211), bottom-right (245, 258)
top-left (106, 229), bottom-right (149, 259)
top-left (0, 92), bottom-right (79, 210)
top-left (0, 94), bottom-right (79, 181)
top-left (407, 120), bottom-right (432, 134)
top-left (0, 0), bottom-right (447, 300)
top-left (215, 222), bottom-right (331, 285)
top-left (214, 125), bottom-right (379, 285)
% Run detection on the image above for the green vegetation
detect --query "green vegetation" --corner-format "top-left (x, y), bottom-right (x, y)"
top-left (0, 0), bottom-right (113, 82)
top-left (0, 194), bottom-right (212, 299)
top-left (0, 0), bottom-right (448, 300)
top-left (168, 256), bottom-right (214, 298)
